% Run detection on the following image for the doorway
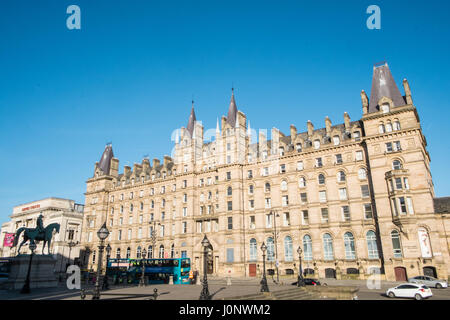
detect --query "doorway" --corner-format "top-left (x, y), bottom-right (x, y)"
top-left (249, 264), bottom-right (257, 277)
top-left (394, 267), bottom-right (407, 281)
top-left (423, 266), bottom-right (437, 278)
top-left (325, 268), bottom-right (336, 279)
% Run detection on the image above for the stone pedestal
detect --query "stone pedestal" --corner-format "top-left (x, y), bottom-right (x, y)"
top-left (6, 255), bottom-right (58, 290)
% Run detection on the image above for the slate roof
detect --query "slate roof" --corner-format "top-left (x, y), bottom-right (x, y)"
top-left (369, 63), bottom-right (406, 113)
top-left (98, 144), bottom-right (114, 175)
top-left (226, 89), bottom-right (238, 127)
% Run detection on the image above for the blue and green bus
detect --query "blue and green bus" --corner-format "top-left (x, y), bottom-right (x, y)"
top-left (106, 258), bottom-right (191, 285)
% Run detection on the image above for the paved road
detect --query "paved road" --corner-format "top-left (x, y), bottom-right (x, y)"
top-left (1, 278), bottom-right (449, 300)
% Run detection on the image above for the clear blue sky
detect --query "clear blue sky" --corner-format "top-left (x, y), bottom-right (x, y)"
top-left (1, 0), bottom-right (449, 225)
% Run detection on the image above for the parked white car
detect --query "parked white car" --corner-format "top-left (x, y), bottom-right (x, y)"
top-left (408, 276), bottom-right (448, 289)
top-left (386, 283), bottom-right (432, 300)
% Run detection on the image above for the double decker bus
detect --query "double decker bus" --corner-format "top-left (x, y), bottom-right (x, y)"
top-left (106, 258), bottom-right (191, 285)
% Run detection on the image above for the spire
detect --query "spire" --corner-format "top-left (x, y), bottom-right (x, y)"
top-left (226, 88), bottom-right (238, 127)
top-left (98, 144), bottom-right (114, 175)
top-left (368, 62), bottom-right (405, 113)
top-left (186, 100), bottom-right (196, 138)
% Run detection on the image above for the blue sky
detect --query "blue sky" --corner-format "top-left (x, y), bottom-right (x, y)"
top-left (1, 0), bottom-right (449, 225)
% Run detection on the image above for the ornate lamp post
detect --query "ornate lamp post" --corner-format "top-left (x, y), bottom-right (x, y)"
top-left (67, 240), bottom-right (79, 269)
top-left (20, 242), bottom-right (37, 294)
top-left (260, 242), bottom-right (269, 292)
top-left (270, 211), bottom-right (280, 283)
top-left (199, 235), bottom-right (211, 300)
top-left (297, 246), bottom-right (305, 287)
top-left (150, 221), bottom-right (160, 258)
top-left (140, 248), bottom-right (147, 287)
top-left (92, 223), bottom-right (110, 300)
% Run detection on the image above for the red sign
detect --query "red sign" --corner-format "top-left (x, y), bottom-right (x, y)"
top-left (3, 233), bottom-right (15, 247)
top-left (21, 204), bottom-right (40, 212)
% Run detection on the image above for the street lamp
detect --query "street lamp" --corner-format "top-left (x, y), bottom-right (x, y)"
top-left (103, 244), bottom-right (111, 290)
top-left (150, 221), bottom-right (161, 258)
top-left (67, 240), bottom-right (79, 269)
top-left (92, 223), bottom-right (110, 300)
top-left (260, 242), bottom-right (269, 292)
top-left (140, 248), bottom-right (147, 287)
top-left (199, 235), bottom-right (211, 300)
top-left (271, 211), bottom-right (280, 284)
top-left (20, 242), bottom-right (37, 294)
top-left (297, 246), bottom-right (305, 287)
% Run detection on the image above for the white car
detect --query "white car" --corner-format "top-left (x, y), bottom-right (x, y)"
top-left (386, 283), bottom-right (432, 300)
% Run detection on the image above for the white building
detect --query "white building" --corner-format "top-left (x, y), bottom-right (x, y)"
top-left (0, 197), bottom-right (84, 273)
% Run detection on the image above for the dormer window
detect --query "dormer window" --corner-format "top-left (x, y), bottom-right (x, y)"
top-left (279, 147), bottom-right (285, 156)
top-left (296, 143), bottom-right (302, 152)
top-left (381, 103), bottom-right (390, 113)
top-left (313, 139), bottom-right (320, 149)
top-left (333, 136), bottom-right (340, 146)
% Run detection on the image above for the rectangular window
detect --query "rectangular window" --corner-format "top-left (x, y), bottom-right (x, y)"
top-left (263, 167), bottom-right (269, 176)
top-left (227, 201), bottom-right (233, 211)
top-left (335, 154), bottom-right (343, 164)
top-left (280, 164), bottom-right (286, 173)
top-left (138, 227), bottom-right (142, 239)
top-left (391, 198), bottom-right (398, 216)
top-left (339, 188), bottom-right (348, 200)
top-left (183, 207), bottom-right (187, 217)
top-left (226, 248), bottom-right (234, 263)
top-left (182, 222), bottom-right (187, 234)
top-left (302, 210), bottom-right (309, 225)
top-left (197, 221), bottom-right (202, 233)
top-left (227, 217), bottom-right (233, 230)
top-left (265, 198), bottom-right (271, 208)
top-left (249, 199), bottom-right (254, 210)
top-left (283, 212), bottom-right (290, 226)
top-left (404, 178), bottom-right (409, 190)
top-left (315, 158), bottom-right (323, 167)
top-left (248, 170), bottom-right (253, 178)
top-left (321, 208), bottom-right (329, 223)
top-left (364, 204), bottom-right (373, 219)
top-left (249, 216), bottom-right (256, 229)
top-left (128, 229), bottom-right (132, 240)
top-left (160, 225), bottom-right (165, 237)
top-left (226, 172), bottom-right (231, 180)
top-left (319, 191), bottom-right (327, 203)
top-left (266, 214), bottom-right (272, 228)
top-left (361, 185), bottom-right (370, 198)
top-left (406, 197), bottom-right (414, 214)
top-left (297, 161), bottom-right (304, 171)
top-left (398, 197), bottom-right (407, 215)
top-left (282, 195), bottom-right (289, 206)
top-left (300, 193), bottom-right (308, 203)
top-left (342, 206), bottom-right (350, 221)
top-left (395, 178), bottom-right (403, 190)
top-left (205, 220), bottom-right (211, 232)
top-left (386, 142), bottom-right (393, 152)
top-left (355, 151), bottom-right (363, 161)
top-left (118, 230), bottom-right (122, 241)
top-left (172, 224), bottom-right (175, 235)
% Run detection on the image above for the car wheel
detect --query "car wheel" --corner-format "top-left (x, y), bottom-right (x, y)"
top-left (415, 294), bottom-right (422, 301)
top-left (388, 292), bottom-right (395, 298)
top-left (436, 283), bottom-right (442, 289)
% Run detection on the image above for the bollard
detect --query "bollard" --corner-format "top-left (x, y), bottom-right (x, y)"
top-left (80, 289), bottom-right (86, 300)
top-left (153, 288), bottom-right (159, 300)
top-left (169, 275), bottom-right (174, 285)
top-left (227, 276), bottom-right (231, 286)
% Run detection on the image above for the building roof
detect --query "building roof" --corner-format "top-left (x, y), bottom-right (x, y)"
top-left (226, 89), bottom-right (238, 127)
top-left (98, 144), bottom-right (114, 175)
top-left (434, 197), bottom-right (450, 214)
top-left (369, 63), bottom-right (406, 113)
top-left (186, 101), bottom-right (196, 138)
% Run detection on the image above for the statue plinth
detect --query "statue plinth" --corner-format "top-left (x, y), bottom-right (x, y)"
top-left (6, 255), bottom-right (58, 290)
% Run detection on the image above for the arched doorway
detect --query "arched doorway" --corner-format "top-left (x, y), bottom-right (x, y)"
top-left (394, 267), bottom-right (407, 281)
top-left (325, 268), bottom-right (336, 279)
top-left (423, 266), bottom-right (437, 278)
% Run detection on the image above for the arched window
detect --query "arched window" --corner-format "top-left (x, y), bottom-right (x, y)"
top-left (318, 174), bottom-right (325, 185)
top-left (281, 180), bottom-right (288, 191)
top-left (136, 246), bottom-right (141, 259)
top-left (265, 183), bottom-right (271, 192)
top-left (267, 237), bottom-right (275, 262)
top-left (249, 238), bottom-right (257, 262)
top-left (299, 177), bottom-right (306, 188)
top-left (393, 120), bottom-right (401, 131)
top-left (116, 248), bottom-right (121, 259)
top-left (159, 245), bottom-right (164, 258)
top-left (391, 230), bottom-right (402, 258)
top-left (227, 186), bottom-right (232, 196)
top-left (296, 143), bottom-right (302, 152)
top-left (284, 236), bottom-right (293, 262)
top-left (314, 139), bottom-right (320, 149)
top-left (386, 121), bottom-right (393, 132)
top-left (358, 168), bottom-right (367, 180)
top-left (126, 247), bottom-right (131, 259)
top-left (379, 123), bottom-right (385, 134)
top-left (248, 185), bottom-right (254, 194)
top-left (366, 231), bottom-right (379, 259)
top-left (323, 233), bottom-right (334, 261)
top-left (333, 136), bottom-right (340, 146)
top-left (148, 245), bottom-right (153, 258)
top-left (337, 171), bottom-right (346, 182)
top-left (344, 232), bottom-right (356, 260)
top-left (303, 235), bottom-right (313, 261)
top-left (392, 160), bottom-right (402, 170)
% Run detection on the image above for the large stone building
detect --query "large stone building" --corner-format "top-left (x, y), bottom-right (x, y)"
top-left (0, 197), bottom-right (84, 273)
top-left (80, 62), bottom-right (450, 281)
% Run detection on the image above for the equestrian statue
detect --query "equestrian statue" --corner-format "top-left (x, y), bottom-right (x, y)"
top-left (12, 214), bottom-right (60, 255)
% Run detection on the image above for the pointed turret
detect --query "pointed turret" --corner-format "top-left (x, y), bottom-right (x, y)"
top-left (186, 100), bottom-right (196, 138)
top-left (98, 144), bottom-right (114, 175)
top-left (226, 88), bottom-right (238, 127)
top-left (368, 62), bottom-right (405, 113)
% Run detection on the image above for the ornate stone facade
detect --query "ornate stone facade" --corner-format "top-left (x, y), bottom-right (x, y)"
top-left (80, 63), bottom-right (450, 281)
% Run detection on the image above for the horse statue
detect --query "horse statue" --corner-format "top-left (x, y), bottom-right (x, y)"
top-left (12, 218), bottom-right (60, 255)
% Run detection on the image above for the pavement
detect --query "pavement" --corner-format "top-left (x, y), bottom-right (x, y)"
top-left (0, 277), bottom-right (449, 300)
